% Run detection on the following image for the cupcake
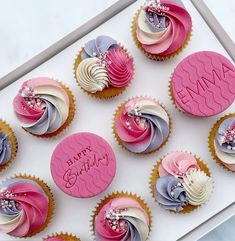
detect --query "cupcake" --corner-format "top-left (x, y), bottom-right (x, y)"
top-left (91, 192), bottom-right (151, 241)
top-left (51, 132), bottom-right (116, 198)
top-left (131, 0), bottom-right (192, 60)
top-left (208, 113), bottom-right (235, 171)
top-left (13, 77), bottom-right (75, 138)
top-left (43, 232), bottom-right (80, 241)
top-left (150, 151), bottom-right (213, 213)
top-left (0, 175), bottom-right (54, 237)
top-left (170, 51), bottom-right (235, 117)
top-left (113, 96), bottom-right (171, 154)
top-left (0, 119), bottom-right (17, 172)
top-left (73, 35), bottom-right (134, 99)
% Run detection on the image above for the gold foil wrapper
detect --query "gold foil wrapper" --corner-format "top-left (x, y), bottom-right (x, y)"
top-left (43, 232), bottom-right (81, 241)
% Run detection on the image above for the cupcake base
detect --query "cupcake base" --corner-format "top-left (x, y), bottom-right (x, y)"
top-left (73, 48), bottom-right (130, 99)
top-left (44, 232), bottom-right (80, 241)
top-left (0, 120), bottom-right (18, 173)
top-left (131, 7), bottom-right (192, 61)
top-left (208, 113), bottom-right (235, 172)
top-left (112, 97), bottom-right (172, 155)
top-left (149, 155), bottom-right (211, 214)
top-left (14, 174), bottom-right (55, 237)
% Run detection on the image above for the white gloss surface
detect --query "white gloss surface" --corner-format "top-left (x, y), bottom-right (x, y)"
top-left (0, 0), bottom-right (235, 241)
top-left (0, 0), bottom-right (116, 78)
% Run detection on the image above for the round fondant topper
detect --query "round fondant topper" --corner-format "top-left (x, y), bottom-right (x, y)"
top-left (171, 51), bottom-right (235, 116)
top-left (50, 132), bottom-right (116, 198)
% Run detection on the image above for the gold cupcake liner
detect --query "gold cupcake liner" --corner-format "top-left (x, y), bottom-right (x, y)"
top-left (12, 174), bottom-right (55, 237)
top-left (73, 45), bottom-right (134, 99)
top-left (112, 96), bottom-right (172, 155)
top-left (90, 191), bottom-right (152, 239)
top-left (43, 232), bottom-right (81, 241)
top-left (149, 151), bottom-right (212, 214)
top-left (208, 113), bottom-right (235, 172)
top-left (0, 119), bottom-right (18, 173)
top-left (131, 7), bottom-right (192, 61)
top-left (23, 79), bottom-right (76, 138)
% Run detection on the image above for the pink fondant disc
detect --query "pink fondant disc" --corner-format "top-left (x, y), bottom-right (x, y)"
top-left (171, 51), bottom-right (235, 117)
top-left (50, 132), bottom-right (116, 198)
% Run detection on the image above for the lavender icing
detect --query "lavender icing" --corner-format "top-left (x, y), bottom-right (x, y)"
top-left (0, 132), bottom-right (11, 165)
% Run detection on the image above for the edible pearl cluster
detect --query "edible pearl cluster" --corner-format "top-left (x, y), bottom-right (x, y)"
top-left (144, 0), bottom-right (170, 14)
top-left (105, 208), bottom-right (128, 232)
top-left (170, 181), bottom-right (183, 197)
top-left (0, 188), bottom-right (27, 198)
top-left (0, 199), bottom-right (19, 210)
top-left (221, 125), bottom-right (235, 150)
top-left (19, 86), bottom-right (44, 109)
top-left (96, 53), bottom-right (112, 67)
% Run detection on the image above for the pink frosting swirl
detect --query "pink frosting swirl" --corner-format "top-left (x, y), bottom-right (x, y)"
top-left (158, 152), bottom-right (198, 178)
top-left (44, 238), bottom-right (64, 241)
top-left (105, 47), bottom-right (134, 87)
top-left (0, 178), bottom-right (49, 237)
top-left (136, 0), bottom-right (192, 56)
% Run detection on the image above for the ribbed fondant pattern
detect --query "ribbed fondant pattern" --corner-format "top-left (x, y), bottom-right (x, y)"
top-left (50, 132), bottom-right (116, 198)
top-left (172, 51), bottom-right (235, 116)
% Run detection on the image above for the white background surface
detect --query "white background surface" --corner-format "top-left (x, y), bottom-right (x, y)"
top-left (0, 0), bottom-right (234, 241)
top-left (0, 0), bottom-right (117, 78)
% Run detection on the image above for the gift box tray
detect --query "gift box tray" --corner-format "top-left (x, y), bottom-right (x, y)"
top-left (0, 0), bottom-right (234, 240)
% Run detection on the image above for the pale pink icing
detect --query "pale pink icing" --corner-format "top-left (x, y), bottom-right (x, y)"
top-left (137, 1), bottom-right (192, 56)
top-left (95, 197), bottom-right (149, 241)
top-left (0, 180), bottom-right (49, 237)
top-left (158, 152), bottom-right (198, 178)
top-left (105, 47), bottom-right (134, 87)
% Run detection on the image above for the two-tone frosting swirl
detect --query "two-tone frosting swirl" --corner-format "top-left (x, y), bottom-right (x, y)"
top-left (214, 117), bottom-right (235, 170)
top-left (0, 132), bottom-right (11, 166)
top-left (0, 178), bottom-right (49, 237)
top-left (13, 77), bottom-right (70, 136)
top-left (153, 152), bottom-right (213, 212)
top-left (154, 175), bottom-right (187, 211)
top-left (95, 197), bottom-right (150, 241)
top-left (136, 0), bottom-right (192, 56)
top-left (114, 97), bottom-right (170, 154)
top-left (76, 35), bottom-right (134, 93)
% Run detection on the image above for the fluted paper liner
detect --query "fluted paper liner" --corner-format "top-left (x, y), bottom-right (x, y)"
top-left (73, 45), bottom-right (134, 99)
top-left (149, 152), bottom-right (213, 214)
top-left (23, 80), bottom-right (75, 138)
top-left (43, 232), bottom-right (81, 241)
top-left (90, 191), bottom-right (152, 240)
top-left (0, 119), bottom-right (18, 173)
top-left (131, 7), bottom-right (192, 61)
top-left (9, 174), bottom-right (55, 237)
top-left (208, 113), bottom-right (235, 172)
top-left (112, 96), bottom-right (172, 155)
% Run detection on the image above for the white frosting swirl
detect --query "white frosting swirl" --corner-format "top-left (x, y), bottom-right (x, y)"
top-left (76, 57), bottom-right (109, 93)
top-left (183, 169), bottom-right (213, 206)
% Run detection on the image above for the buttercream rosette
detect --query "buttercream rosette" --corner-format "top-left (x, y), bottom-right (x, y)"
top-left (0, 175), bottom-right (54, 237)
top-left (131, 0), bottom-right (192, 60)
top-left (43, 232), bottom-right (81, 241)
top-left (113, 96), bottom-right (171, 154)
top-left (150, 151), bottom-right (213, 213)
top-left (0, 120), bottom-right (18, 172)
top-left (73, 35), bottom-right (134, 98)
top-left (91, 192), bottom-right (151, 241)
top-left (209, 113), bottom-right (235, 172)
top-left (12, 77), bottom-right (75, 138)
